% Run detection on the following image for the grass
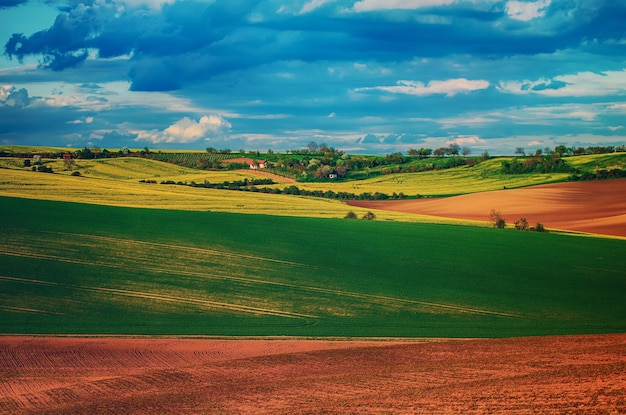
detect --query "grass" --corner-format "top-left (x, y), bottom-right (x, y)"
top-left (0, 161), bottom-right (476, 225)
top-left (4, 153), bottom-right (626, 200)
top-left (1, 196), bottom-right (624, 337)
top-left (293, 158), bottom-right (571, 196)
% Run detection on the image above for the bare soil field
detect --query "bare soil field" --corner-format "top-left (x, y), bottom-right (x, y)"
top-left (348, 179), bottom-right (626, 237)
top-left (1, 334), bottom-right (624, 414)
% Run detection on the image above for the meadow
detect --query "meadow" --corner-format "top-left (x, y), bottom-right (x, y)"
top-left (3, 152), bottom-right (625, 200)
top-left (1, 196), bottom-right (624, 337)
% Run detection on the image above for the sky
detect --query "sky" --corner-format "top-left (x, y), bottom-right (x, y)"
top-left (0, 0), bottom-right (625, 155)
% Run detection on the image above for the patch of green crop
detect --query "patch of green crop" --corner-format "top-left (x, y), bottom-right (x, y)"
top-left (1, 196), bottom-right (624, 337)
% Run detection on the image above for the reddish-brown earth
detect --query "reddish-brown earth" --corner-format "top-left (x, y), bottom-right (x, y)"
top-left (1, 335), bottom-right (625, 414)
top-left (347, 179), bottom-right (626, 238)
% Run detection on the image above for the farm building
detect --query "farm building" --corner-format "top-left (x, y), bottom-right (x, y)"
top-left (221, 157), bottom-right (268, 169)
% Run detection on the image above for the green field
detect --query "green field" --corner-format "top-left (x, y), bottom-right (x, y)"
top-left (1, 196), bottom-right (624, 337)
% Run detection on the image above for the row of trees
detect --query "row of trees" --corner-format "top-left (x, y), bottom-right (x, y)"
top-left (569, 168), bottom-right (625, 181)
top-left (515, 145), bottom-right (625, 157)
top-left (345, 211), bottom-right (377, 220)
top-left (155, 179), bottom-right (407, 201)
top-left (404, 144), bottom-right (470, 159)
top-left (489, 210), bottom-right (546, 232)
top-left (501, 153), bottom-right (575, 174)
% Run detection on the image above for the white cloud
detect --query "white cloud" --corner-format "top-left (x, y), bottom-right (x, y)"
top-left (299, 0), bottom-right (336, 14)
top-left (449, 135), bottom-right (486, 146)
top-left (505, 0), bottom-right (551, 21)
top-left (498, 70), bottom-right (626, 97)
top-left (67, 116), bottom-right (95, 124)
top-left (352, 0), bottom-right (456, 12)
top-left (608, 126), bottom-right (623, 131)
top-left (357, 78), bottom-right (490, 97)
top-left (608, 103), bottom-right (626, 112)
top-left (116, 0), bottom-right (176, 11)
top-left (134, 115), bottom-right (232, 144)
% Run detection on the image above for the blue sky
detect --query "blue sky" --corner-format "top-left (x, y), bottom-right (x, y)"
top-left (0, 0), bottom-right (625, 154)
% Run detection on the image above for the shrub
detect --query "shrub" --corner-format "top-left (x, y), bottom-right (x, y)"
top-left (362, 211), bottom-right (376, 220)
top-left (489, 209), bottom-right (506, 229)
top-left (36, 165), bottom-right (53, 173)
top-left (71, 171), bottom-right (81, 177)
top-left (533, 223), bottom-right (547, 233)
top-left (515, 218), bottom-right (529, 231)
top-left (344, 211), bottom-right (358, 219)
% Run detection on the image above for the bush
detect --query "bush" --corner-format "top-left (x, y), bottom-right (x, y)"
top-left (489, 209), bottom-right (506, 229)
top-left (533, 223), bottom-right (547, 233)
top-left (36, 165), bottom-right (53, 173)
top-left (514, 218), bottom-right (529, 231)
top-left (344, 211), bottom-right (358, 219)
top-left (362, 211), bottom-right (376, 220)
top-left (71, 171), bottom-right (81, 177)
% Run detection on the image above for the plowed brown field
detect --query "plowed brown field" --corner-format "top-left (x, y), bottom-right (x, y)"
top-left (347, 179), bottom-right (626, 237)
top-left (1, 335), bottom-right (625, 414)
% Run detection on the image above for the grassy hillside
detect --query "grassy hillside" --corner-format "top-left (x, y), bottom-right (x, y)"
top-left (293, 158), bottom-right (569, 196)
top-left (4, 152), bottom-right (626, 199)
top-left (568, 153), bottom-right (626, 170)
top-left (0, 167), bottom-right (469, 224)
top-left (1, 197), bottom-right (624, 337)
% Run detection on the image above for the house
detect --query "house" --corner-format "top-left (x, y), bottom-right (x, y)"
top-left (221, 157), bottom-right (268, 170)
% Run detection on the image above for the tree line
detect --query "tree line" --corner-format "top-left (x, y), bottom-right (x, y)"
top-left (150, 179), bottom-right (408, 201)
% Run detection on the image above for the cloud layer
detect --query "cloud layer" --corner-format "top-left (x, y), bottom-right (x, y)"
top-left (0, 0), bottom-right (625, 153)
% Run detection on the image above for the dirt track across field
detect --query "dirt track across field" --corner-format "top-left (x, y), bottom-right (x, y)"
top-left (347, 179), bottom-right (626, 237)
top-left (1, 334), bottom-right (625, 414)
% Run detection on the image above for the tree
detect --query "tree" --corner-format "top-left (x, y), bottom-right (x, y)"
top-left (63, 157), bottom-right (75, 171)
top-left (419, 148), bottom-right (433, 158)
top-left (462, 147), bottom-right (472, 156)
top-left (481, 150), bottom-right (490, 161)
top-left (434, 147), bottom-right (447, 157)
top-left (76, 146), bottom-right (94, 159)
top-left (514, 217), bottom-right (529, 231)
top-left (344, 211), bottom-right (358, 219)
top-left (534, 223), bottom-right (546, 232)
top-left (489, 209), bottom-right (506, 229)
top-left (448, 143), bottom-right (460, 156)
top-left (407, 148), bottom-right (419, 157)
top-left (554, 145), bottom-right (567, 157)
top-left (362, 211), bottom-right (376, 220)
top-left (515, 147), bottom-right (525, 156)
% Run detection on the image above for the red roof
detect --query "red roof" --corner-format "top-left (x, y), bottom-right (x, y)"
top-left (221, 157), bottom-right (266, 165)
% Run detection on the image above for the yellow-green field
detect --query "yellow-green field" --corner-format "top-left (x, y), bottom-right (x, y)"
top-left (294, 158), bottom-right (570, 196)
top-left (1, 159), bottom-right (472, 225)
top-left (2, 152), bottom-right (624, 226)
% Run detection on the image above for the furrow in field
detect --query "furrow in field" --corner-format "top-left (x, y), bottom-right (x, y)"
top-left (0, 275), bottom-right (316, 320)
top-left (43, 230), bottom-right (320, 270)
top-left (0, 306), bottom-right (64, 315)
top-left (0, 240), bottom-right (521, 318)
top-left (72, 285), bottom-right (317, 319)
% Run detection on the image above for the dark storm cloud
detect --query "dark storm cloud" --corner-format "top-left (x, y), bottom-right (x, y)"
top-left (0, 0), bottom-right (28, 9)
top-left (4, 0), bottom-right (626, 91)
